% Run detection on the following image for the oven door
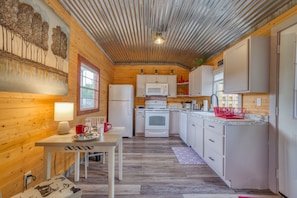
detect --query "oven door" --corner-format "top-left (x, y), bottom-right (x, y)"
top-left (145, 110), bottom-right (169, 130)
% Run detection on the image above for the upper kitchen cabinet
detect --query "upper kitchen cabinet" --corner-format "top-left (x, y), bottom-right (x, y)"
top-left (167, 75), bottom-right (177, 97)
top-left (223, 36), bottom-right (269, 93)
top-left (146, 74), bottom-right (168, 83)
top-left (136, 74), bottom-right (177, 97)
top-left (136, 74), bottom-right (146, 97)
top-left (189, 65), bottom-right (213, 96)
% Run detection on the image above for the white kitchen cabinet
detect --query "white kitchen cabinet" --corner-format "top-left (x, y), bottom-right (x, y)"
top-left (204, 120), bottom-right (225, 177)
top-left (187, 113), bottom-right (204, 157)
top-left (179, 111), bottom-right (188, 145)
top-left (135, 109), bottom-right (145, 136)
top-left (204, 119), bottom-right (268, 189)
top-left (167, 75), bottom-right (177, 97)
top-left (189, 65), bottom-right (213, 96)
top-left (136, 75), bottom-right (146, 97)
top-left (223, 36), bottom-right (269, 93)
top-left (136, 74), bottom-right (177, 97)
top-left (146, 74), bottom-right (167, 83)
top-left (169, 110), bottom-right (179, 135)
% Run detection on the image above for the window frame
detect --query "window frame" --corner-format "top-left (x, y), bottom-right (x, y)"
top-left (77, 55), bottom-right (100, 115)
top-left (213, 68), bottom-right (242, 108)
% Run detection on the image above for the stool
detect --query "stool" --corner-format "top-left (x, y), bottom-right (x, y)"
top-left (11, 175), bottom-right (82, 198)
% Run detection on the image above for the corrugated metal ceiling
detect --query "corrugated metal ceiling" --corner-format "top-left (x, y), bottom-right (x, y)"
top-left (59, 0), bottom-right (295, 70)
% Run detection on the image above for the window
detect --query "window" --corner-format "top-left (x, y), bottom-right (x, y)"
top-left (213, 68), bottom-right (241, 108)
top-left (77, 55), bottom-right (100, 115)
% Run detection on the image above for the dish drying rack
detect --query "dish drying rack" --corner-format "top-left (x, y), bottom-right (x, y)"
top-left (214, 107), bottom-right (246, 119)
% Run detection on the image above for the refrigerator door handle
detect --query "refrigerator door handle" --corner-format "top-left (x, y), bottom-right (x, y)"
top-left (128, 102), bottom-right (131, 115)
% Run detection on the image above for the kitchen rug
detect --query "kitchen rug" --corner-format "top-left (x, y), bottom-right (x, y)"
top-left (172, 147), bottom-right (206, 165)
top-left (183, 194), bottom-right (281, 198)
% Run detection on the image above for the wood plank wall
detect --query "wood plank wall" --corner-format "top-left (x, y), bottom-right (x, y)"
top-left (0, 0), bottom-right (114, 197)
top-left (1, 1), bottom-right (297, 197)
top-left (113, 65), bottom-right (209, 107)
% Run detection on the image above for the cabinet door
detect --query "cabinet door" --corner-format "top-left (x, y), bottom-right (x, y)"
top-left (145, 75), bottom-right (157, 83)
top-left (179, 112), bottom-right (188, 144)
top-left (167, 75), bottom-right (177, 97)
top-left (187, 115), bottom-right (196, 147)
top-left (169, 110), bottom-right (179, 134)
top-left (136, 75), bottom-right (146, 97)
top-left (224, 39), bottom-right (249, 93)
top-left (135, 110), bottom-right (145, 134)
top-left (194, 120), bottom-right (204, 158)
top-left (146, 75), bottom-right (167, 83)
top-left (189, 66), bottom-right (213, 96)
top-left (156, 75), bottom-right (168, 83)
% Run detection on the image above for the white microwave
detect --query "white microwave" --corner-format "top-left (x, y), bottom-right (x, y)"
top-left (145, 83), bottom-right (168, 96)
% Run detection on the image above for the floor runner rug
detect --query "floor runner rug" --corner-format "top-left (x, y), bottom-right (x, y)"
top-left (172, 147), bottom-right (206, 165)
top-left (183, 194), bottom-right (281, 198)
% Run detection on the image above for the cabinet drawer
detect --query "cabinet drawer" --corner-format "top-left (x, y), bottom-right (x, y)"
top-left (135, 110), bottom-right (144, 116)
top-left (204, 147), bottom-right (224, 177)
top-left (204, 120), bottom-right (224, 135)
top-left (205, 130), bottom-right (224, 155)
top-left (193, 116), bottom-right (203, 126)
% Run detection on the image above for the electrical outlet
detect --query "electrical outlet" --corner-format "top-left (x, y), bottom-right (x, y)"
top-left (256, 98), bottom-right (262, 106)
top-left (24, 171), bottom-right (32, 187)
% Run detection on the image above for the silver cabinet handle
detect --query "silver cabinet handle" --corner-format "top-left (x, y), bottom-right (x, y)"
top-left (208, 139), bottom-right (215, 143)
top-left (208, 157), bottom-right (214, 161)
top-left (208, 125), bottom-right (214, 128)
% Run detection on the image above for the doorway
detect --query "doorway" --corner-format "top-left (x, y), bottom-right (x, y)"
top-left (271, 17), bottom-right (297, 198)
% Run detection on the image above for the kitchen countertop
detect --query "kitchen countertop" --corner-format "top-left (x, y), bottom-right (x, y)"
top-left (181, 109), bottom-right (268, 126)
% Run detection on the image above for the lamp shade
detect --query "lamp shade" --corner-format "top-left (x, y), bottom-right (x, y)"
top-left (54, 102), bottom-right (74, 121)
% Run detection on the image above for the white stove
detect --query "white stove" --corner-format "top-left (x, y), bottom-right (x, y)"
top-left (144, 100), bottom-right (169, 137)
top-left (145, 100), bottom-right (167, 109)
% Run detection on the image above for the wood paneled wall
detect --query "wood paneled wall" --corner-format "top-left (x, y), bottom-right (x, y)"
top-left (113, 65), bottom-right (209, 108)
top-left (0, 1), bottom-right (114, 197)
top-left (2, 1), bottom-right (297, 197)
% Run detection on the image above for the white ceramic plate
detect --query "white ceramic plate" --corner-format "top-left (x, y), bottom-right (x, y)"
top-left (73, 133), bottom-right (99, 141)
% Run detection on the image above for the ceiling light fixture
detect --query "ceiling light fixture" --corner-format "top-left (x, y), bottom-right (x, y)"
top-left (154, 32), bottom-right (165, 44)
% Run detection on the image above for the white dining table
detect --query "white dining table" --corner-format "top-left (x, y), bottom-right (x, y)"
top-left (35, 127), bottom-right (124, 198)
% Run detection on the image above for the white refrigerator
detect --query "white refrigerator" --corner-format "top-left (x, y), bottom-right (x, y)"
top-left (108, 84), bottom-right (134, 137)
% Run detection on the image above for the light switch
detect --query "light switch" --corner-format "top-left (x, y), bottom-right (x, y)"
top-left (256, 98), bottom-right (262, 106)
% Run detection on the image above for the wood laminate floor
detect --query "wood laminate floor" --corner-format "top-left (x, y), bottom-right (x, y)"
top-left (68, 136), bottom-right (279, 198)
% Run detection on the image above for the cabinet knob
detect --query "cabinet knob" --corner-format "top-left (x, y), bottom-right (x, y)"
top-left (208, 157), bottom-right (215, 161)
top-left (208, 139), bottom-right (215, 143)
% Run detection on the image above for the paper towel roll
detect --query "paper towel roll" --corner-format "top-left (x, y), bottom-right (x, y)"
top-left (203, 100), bottom-right (208, 111)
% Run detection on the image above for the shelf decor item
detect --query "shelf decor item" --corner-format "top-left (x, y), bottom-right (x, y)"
top-left (155, 69), bottom-right (158, 75)
top-left (170, 69), bottom-right (174, 75)
top-left (140, 68), bottom-right (144, 74)
top-left (192, 58), bottom-right (204, 67)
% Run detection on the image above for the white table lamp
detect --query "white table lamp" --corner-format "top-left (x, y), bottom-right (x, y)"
top-left (54, 102), bottom-right (74, 135)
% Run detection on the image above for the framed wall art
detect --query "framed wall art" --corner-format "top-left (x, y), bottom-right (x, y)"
top-left (0, 0), bottom-right (70, 95)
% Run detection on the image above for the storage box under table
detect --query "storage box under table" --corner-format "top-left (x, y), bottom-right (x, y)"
top-left (11, 175), bottom-right (82, 198)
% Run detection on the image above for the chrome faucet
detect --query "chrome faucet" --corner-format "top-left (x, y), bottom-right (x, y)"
top-left (210, 94), bottom-right (219, 109)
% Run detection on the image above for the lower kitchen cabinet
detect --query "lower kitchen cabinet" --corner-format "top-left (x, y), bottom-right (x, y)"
top-left (204, 119), bottom-right (268, 189)
top-left (179, 111), bottom-right (188, 145)
top-left (169, 110), bottom-right (179, 135)
top-left (204, 120), bottom-right (224, 177)
top-left (187, 113), bottom-right (204, 157)
top-left (135, 109), bottom-right (145, 136)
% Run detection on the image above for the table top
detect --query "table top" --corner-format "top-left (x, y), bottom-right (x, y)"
top-left (35, 127), bottom-right (124, 147)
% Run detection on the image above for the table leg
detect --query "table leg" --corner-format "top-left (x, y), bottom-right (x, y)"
top-left (74, 152), bottom-right (80, 182)
top-left (108, 146), bottom-right (115, 198)
top-left (44, 148), bottom-right (51, 180)
top-left (118, 138), bottom-right (123, 180)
